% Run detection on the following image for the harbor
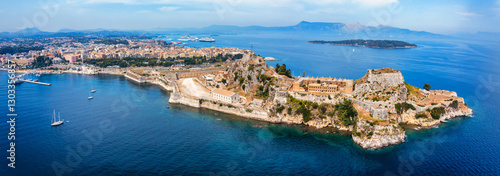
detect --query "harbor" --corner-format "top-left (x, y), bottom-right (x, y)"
top-left (7, 72), bottom-right (52, 86)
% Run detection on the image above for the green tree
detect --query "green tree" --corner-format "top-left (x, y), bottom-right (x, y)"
top-left (278, 64), bottom-right (287, 72)
top-left (423, 83), bottom-right (431, 91)
top-left (395, 102), bottom-right (416, 114)
top-left (430, 107), bottom-right (445, 119)
top-left (450, 100), bottom-right (459, 109)
top-left (334, 99), bottom-right (358, 126)
top-left (296, 105), bottom-right (312, 123)
top-left (32, 56), bottom-right (52, 68)
top-left (319, 103), bottom-right (328, 114)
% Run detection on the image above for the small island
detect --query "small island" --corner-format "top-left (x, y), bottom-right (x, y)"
top-left (308, 39), bottom-right (417, 49)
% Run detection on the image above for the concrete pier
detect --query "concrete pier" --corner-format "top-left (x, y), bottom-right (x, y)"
top-left (22, 80), bottom-right (51, 86)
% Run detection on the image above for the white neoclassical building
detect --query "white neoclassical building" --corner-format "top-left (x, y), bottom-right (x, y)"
top-left (211, 88), bottom-right (240, 104)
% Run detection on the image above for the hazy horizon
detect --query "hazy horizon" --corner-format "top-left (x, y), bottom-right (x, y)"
top-left (1, 0), bottom-right (500, 34)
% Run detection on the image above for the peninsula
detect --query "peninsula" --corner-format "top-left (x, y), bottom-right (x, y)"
top-left (308, 39), bottom-right (417, 49)
top-left (165, 56), bottom-right (471, 149)
top-left (2, 36), bottom-right (470, 150)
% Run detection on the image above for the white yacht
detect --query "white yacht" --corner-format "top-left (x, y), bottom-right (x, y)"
top-left (91, 85), bottom-right (96, 93)
top-left (199, 37), bottom-right (215, 42)
top-left (178, 36), bottom-right (198, 41)
top-left (88, 93), bottom-right (93, 100)
top-left (51, 110), bottom-right (64, 126)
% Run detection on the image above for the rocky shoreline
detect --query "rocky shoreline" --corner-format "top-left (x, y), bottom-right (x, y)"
top-left (120, 59), bottom-right (473, 150)
top-left (166, 86), bottom-right (472, 150)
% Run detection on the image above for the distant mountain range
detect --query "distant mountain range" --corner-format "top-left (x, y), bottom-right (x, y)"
top-left (0, 21), bottom-right (497, 40)
top-left (202, 21), bottom-right (445, 39)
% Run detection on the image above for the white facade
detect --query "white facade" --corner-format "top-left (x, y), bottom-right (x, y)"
top-left (211, 89), bottom-right (240, 104)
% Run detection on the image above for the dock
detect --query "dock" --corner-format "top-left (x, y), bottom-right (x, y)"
top-left (23, 79), bottom-right (51, 86)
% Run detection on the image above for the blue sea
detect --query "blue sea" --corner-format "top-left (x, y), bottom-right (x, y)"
top-left (1, 33), bottom-right (499, 175)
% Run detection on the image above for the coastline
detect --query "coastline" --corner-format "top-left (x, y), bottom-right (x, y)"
top-left (113, 61), bottom-right (474, 150)
top-left (10, 62), bottom-right (473, 150)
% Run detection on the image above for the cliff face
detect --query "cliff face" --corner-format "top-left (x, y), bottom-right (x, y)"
top-left (169, 90), bottom-right (358, 131)
top-left (169, 92), bottom-right (275, 122)
top-left (352, 120), bottom-right (406, 149)
top-left (399, 101), bottom-right (473, 127)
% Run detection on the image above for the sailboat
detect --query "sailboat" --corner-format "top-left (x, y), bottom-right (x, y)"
top-left (51, 110), bottom-right (64, 126)
top-left (91, 84), bottom-right (96, 93)
top-left (88, 93), bottom-right (93, 100)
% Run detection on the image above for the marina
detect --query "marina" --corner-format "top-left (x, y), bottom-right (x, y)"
top-left (9, 77), bottom-right (51, 86)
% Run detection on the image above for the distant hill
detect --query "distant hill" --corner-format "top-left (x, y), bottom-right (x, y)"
top-left (0, 27), bottom-right (52, 38)
top-left (58, 28), bottom-right (117, 33)
top-left (308, 39), bottom-right (418, 49)
top-left (0, 21), bottom-right (446, 39)
top-left (16, 27), bottom-right (43, 34)
top-left (196, 21), bottom-right (445, 39)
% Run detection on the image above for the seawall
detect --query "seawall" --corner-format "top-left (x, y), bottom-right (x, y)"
top-left (168, 92), bottom-right (271, 122)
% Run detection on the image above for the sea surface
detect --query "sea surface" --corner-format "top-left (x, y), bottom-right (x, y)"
top-left (1, 33), bottom-right (499, 175)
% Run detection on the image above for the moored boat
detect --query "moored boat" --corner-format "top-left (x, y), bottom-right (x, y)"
top-left (199, 37), bottom-right (215, 42)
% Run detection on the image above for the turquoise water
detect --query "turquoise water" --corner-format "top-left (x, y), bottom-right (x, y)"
top-left (1, 34), bottom-right (499, 175)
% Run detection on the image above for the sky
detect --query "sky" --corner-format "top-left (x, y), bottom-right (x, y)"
top-left (0, 0), bottom-right (499, 34)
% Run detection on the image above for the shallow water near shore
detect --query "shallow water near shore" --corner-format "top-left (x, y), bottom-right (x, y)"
top-left (1, 34), bottom-right (500, 175)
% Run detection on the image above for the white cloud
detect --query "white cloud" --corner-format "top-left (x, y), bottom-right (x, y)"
top-left (71, 0), bottom-right (209, 5)
top-left (353, 0), bottom-right (398, 8)
top-left (308, 0), bottom-right (398, 8)
top-left (136, 10), bottom-right (152, 14)
top-left (457, 12), bottom-right (482, 17)
top-left (159, 6), bottom-right (180, 12)
top-left (77, 8), bottom-right (89, 14)
top-left (492, 8), bottom-right (500, 16)
top-left (68, 0), bottom-right (397, 9)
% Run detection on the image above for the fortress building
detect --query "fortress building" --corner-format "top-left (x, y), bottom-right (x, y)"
top-left (292, 77), bottom-right (353, 94)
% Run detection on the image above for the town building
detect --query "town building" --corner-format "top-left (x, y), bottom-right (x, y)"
top-left (64, 54), bottom-right (77, 63)
top-left (292, 77), bottom-right (354, 94)
top-left (176, 69), bottom-right (224, 79)
top-left (211, 88), bottom-right (240, 104)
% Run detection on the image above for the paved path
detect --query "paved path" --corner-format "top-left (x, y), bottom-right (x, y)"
top-left (180, 78), bottom-right (211, 99)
